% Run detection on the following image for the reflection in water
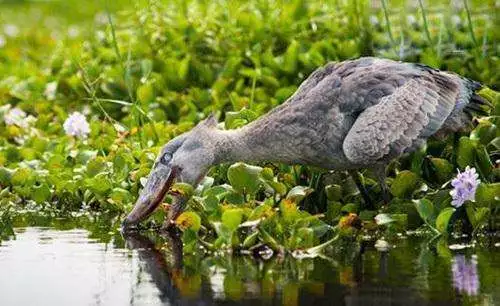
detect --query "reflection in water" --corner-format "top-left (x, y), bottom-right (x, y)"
top-left (0, 221), bottom-right (500, 305)
top-left (452, 255), bottom-right (480, 296)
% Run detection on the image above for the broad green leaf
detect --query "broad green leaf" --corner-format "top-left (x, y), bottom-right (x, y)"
top-left (475, 145), bottom-right (493, 177)
top-left (436, 207), bottom-right (455, 234)
top-left (325, 184), bottom-right (342, 201)
top-left (11, 168), bottom-right (35, 186)
top-left (227, 162), bottom-right (263, 195)
top-left (341, 203), bottom-right (359, 214)
top-left (475, 183), bottom-right (500, 207)
top-left (221, 208), bottom-right (243, 232)
top-left (242, 231), bottom-right (259, 248)
top-left (109, 188), bottom-right (132, 205)
top-left (414, 199), bottom-right (435, 224)
top-left (456, 137), bottom-right (477, 168)
top-left (470, 122), bottom-right (497, 145)
top-left (0, 167), bottom-right (12, 186)
top-left (32, 184), bottom-right (51, 204)
top-left (390, 170), bottom-right (420, 198)
top-left (86, 157), bottom-right (107, 177)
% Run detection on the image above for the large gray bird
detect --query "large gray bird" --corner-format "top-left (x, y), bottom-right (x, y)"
top-left (122, 57), bottom-right (488, 229)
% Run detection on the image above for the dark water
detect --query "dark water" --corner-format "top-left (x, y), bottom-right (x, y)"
top-left (1, 216), bottom-right (500, 306)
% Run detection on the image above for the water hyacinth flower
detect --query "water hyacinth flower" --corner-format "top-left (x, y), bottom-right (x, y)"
top-left (63, 112), bottom-right (90, 139)
top-left (450, 166), bottom-right (480, 208)
top-left (4, 107), bottom-right (29, 128)
top-left (452, 255), bottom-right (479, 296)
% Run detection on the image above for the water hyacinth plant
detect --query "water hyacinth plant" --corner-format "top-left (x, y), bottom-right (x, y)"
top-left (0, 0), bottom-right (498, 256)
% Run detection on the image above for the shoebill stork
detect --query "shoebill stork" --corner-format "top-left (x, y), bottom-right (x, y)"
top-left (122, 57), bottom-right (488, 230)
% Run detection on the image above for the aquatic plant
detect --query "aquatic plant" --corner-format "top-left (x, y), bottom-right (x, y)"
top-left (0, 0), bottom-right (499, 254)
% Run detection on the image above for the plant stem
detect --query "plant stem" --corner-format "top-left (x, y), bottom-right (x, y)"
top-left (418, 0), bottom-right (432, 45)
top-left (380, 0), bottom-right (395, 47)
top-left (463, 0), bottom-right (477, 46)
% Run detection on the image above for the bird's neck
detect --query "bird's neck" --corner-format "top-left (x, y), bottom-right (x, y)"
top-left (211, 122), bottom-right (296, 165)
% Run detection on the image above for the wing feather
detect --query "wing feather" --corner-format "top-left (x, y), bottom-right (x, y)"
top-left (342, 76), bottom-right (460, 165)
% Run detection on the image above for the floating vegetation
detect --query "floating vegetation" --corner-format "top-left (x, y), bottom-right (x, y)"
top-left (0, 0), bottom-right (499, 256)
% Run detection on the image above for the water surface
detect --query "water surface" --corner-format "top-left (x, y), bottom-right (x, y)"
top-left (0, 217), bottom-right (499, 306)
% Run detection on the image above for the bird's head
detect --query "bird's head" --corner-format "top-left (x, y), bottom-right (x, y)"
top-left (122, 115), bottom-right (218, 229)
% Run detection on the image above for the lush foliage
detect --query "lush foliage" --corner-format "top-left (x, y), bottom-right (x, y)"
top-left (0, 0), bottom-right (499, 255)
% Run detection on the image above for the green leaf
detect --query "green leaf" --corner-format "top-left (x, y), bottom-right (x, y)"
top-left (224, 108), bottom-right (258, 129)
top-left (86, 157), bottom-right (107, 177)
top-left (475, 183), bottom-right (500, 207)
top-left (282, 40), bottom-right (299, 74)
top-left (0, 167), bottom-right (12, 186)
top-left (85, 174), bottom-right (112, 195)
top-left (227, 162), bottom-right (263, 195)
top-left (390, 170), bottom-right (420, 198)
top-left (475, 145), bottom-right (493, 177)
top-left (242, 231), bottom-right (259, 248)
top-left (221, 208), bottom-right (243, 232)
top-left (435, 207), bottom-right (455, 234)
top-left (286, 186), bottom-right (313, 204)
top-left (470, 122), bottom-right (497, 145)
top-left (456, 137), bottom-right (477, 168)
top-left (325, 184), bottom-right (342, 201)
top-left (11, 168), bottom-right (35, 186)
top-left (109, 188), bottom-right (132, 205)
top-left (32, 184), bottom-right (51, 204)
top-left (414, 199), bottom-right (435, 224)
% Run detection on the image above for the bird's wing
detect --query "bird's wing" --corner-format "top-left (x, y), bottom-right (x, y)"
top-left (342, 75), bottom-right (460, 165)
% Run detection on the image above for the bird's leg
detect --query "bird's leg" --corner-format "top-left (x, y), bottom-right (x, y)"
top-left (373, 164), bottom-right (390, 205)
top-left (348, 170), bottom-right (374, 210)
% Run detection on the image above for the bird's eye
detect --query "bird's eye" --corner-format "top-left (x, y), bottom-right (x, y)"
top-left (160, 153), bottom-right (172, 165)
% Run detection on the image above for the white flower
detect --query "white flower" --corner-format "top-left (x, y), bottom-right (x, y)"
top-left (375, 239), bottom-right (391, 252)
top-left (67, 25), bottom-right (80, 38)
top-left (63, 112), bottom-right (90, 139)
top-left (44, 81), bottom-right (58, 101)
top-left (3, 24), bottom-right (19, 37)
top-left (94, 12), bottom-right (108, 25)
top-left (0, 35), bottom-right (5, 48)
top-left (4, 107), bottom-right (28, 128)
top-left (369, 15), bottom-right (379, 26)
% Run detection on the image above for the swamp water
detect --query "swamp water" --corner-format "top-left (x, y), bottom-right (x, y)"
top-left (0, 215), bottom-right (500, 306)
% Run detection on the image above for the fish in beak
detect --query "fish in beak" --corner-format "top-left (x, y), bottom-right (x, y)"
top-left (122, 164), bottom-right (180, 229)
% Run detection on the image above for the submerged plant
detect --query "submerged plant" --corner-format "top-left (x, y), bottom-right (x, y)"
top-left (450, 166), bottom-right (480, 208)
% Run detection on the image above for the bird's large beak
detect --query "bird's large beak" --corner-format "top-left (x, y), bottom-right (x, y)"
top-left (122, 165), bottom-right (178, 229)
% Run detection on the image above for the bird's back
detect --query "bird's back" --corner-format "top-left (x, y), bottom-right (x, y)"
top-left (261, 57), bottom-right (486, 168)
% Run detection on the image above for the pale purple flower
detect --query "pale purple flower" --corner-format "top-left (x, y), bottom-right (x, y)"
top-left (450, 166), bottom-right (480, 208)
top-left (4, 107), bottom-right (29, 128)
top-left (452, 255), bottom-right (479, 296)
top-left (0, 34), bottom-right (5, 48)
top-left (63, 112), bottom-right (90, 139)
top-left (3, 24), bottom-right (19, 37)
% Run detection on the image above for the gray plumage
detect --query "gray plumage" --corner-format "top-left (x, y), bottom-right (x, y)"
top-left (124, 57), bottom-right (488, 228)
top-left (206, 57), bottom-right (483, 169)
